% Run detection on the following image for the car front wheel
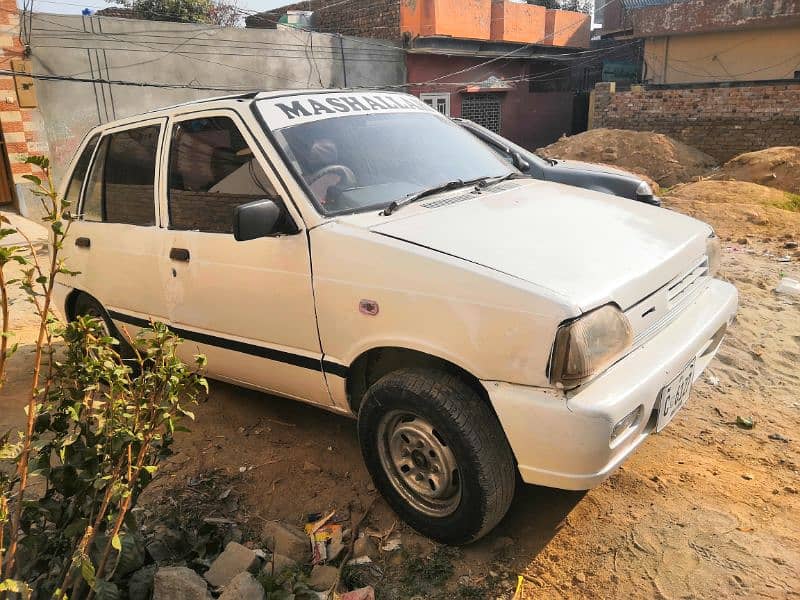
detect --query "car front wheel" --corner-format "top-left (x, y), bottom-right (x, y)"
top-left (358, 368), bottom-right (516, 544)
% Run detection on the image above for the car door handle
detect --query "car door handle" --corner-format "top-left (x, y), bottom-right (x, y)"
top-left (75, 237), bottom-right (91, 248)
top-left (169, 247), bottom-right (190, 262)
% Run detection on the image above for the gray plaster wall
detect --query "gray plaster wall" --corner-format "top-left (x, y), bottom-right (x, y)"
top-left (29, 13), bottom-right (406, 177)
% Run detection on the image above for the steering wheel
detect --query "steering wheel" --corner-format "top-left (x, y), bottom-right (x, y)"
top-left (308, 164), bottom-right (357, 189)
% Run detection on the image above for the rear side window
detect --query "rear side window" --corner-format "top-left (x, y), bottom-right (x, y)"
top-left (167, 116), bottom-right (278, 234)
top-left (81, 125), bottom-right (160, 226)
top-left (64, 134), bottom-right (99, 208)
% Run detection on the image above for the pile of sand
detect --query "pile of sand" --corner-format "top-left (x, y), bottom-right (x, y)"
top-left (663, 180), bottom-right (800, 242)
top-left (707, 146), bottom-right (800, 194)
top-left (537, 128), bottom-right (718, 187)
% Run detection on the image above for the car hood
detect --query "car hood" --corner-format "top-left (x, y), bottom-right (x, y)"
top-left (551, 159), bottom-right (638, 179)
top-left (368, 179), bottom-right (709, 311)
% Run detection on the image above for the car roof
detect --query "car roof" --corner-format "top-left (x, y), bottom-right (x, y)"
top-left (91, 88), bottom-right (409, 131)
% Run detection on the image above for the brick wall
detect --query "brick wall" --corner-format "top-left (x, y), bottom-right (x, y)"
top-left (633, 0), bottom-right (800, 37)
top-left (0, 0), bottom-right (48, 199)
top-left (245, 0), bottom-right (401, 40)
top-left (591, 81), bottom-right (800, 162)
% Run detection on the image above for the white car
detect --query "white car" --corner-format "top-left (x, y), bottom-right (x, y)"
top-left (55, 90), bottom-right (738, 544)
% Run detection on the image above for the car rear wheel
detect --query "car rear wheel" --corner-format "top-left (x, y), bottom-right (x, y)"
top-left (358, 368), bottom-right (516, 544)
top-left (72, 293), bottom-right (134, 359)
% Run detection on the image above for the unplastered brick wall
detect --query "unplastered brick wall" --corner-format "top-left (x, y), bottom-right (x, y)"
top-left (245, 0), bottom-right (401, 40)
top-left (0, 0), bottom-right (49, 187)
top-left (591, 81), bottom-right (800, 162)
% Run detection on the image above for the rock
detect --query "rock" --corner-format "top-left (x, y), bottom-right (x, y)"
top-left (775, 277), bottom-right (800, 296)
top-left (785, 241), bottom-right (798, 249)
top-left (262, 521), bottom-right (310, 562)
top-left (768, 432), bottom-right (790, 443)
top-left (129, 565), bottom-right (157, 600)
top-left (737, 237), bottom-right (749, 245)
top-left (219, 572), bottom-right (265, 600)
top-left (741, 473), bottom-right (754, 480)
top-left (575, 572), bottom-right (587, 584)
top-left (204, 542), bottom-right (259, 588)
top-left (154, 567), bottom-right (212, 600)
top-left (308, 564), bottom-right (339, 591)
top-left (262, 552), bottom-right (297, 576)
top-left (147, 538), bottom-right (172, 563)
top-left (340, 587), bottom-right (375, 600)
top-left (353, 536), bottom-right (379, 560)
top-left (303, 461), bottom-right (322, 473)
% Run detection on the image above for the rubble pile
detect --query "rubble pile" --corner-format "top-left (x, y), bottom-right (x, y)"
top-left (124, 470), bottom-right (385, 600)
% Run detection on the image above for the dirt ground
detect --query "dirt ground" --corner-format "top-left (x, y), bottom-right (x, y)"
top-left (707, 147), bottom-right (800, 194)
top-left (537, 128), bottom-right (719, 188)
top-left (2, 202), bottom-right (799, 598)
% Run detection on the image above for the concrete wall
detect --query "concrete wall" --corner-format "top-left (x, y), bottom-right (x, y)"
top-left (643, 25), bottom-right (800, 84)
top-left (591, 80), bottom-right (800, 162)
top-left (29, 13), bottom-right (406, 177)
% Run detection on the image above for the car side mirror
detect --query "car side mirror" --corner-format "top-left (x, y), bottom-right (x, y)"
top-left (233, 199), bottom-right (282, 241)
top-left (511, 151), bottom-right (530, 173)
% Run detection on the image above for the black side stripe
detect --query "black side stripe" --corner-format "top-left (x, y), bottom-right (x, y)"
top-left (107, 310), bottom-right (348, 378)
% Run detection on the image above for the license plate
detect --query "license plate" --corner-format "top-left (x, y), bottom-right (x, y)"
top-left (656, 360), bottom-right (695, 432)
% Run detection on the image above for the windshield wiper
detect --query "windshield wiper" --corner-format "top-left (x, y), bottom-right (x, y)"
top-left (476, 171), bottom-right (527, 189)
top-left (382, 177), bottom-right (485, 216)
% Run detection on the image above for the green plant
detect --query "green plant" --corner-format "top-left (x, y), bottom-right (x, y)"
top-left (257, 565), bottom-right (317, 600)
top-left (0, 156), bottom-right (207, 599)
top-left (779, 192), bottom-right (800, 212)
top-left (2, 155), bottom-right (72, 589)
top-left (107, 0), bottom-right (241, 26)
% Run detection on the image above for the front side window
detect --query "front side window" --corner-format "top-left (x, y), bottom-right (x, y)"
top-left (168, 116), bottom-right (278, 234)
top-left (258, 93), bottom-right (514, 216)
top-left (81, 125), bottom-right (160, 226)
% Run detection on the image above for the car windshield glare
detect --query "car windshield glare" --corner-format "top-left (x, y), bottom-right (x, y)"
top-left (258, 96), bottom-right (515, 215)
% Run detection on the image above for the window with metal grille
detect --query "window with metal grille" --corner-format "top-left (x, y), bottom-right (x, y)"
top-left (460, 94), bottom-right (502, 133)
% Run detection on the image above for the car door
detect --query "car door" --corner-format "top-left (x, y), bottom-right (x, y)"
top-left (68, 119), bottom-right (170, 329)
top-left (159, 109), bottom-right (331, 406)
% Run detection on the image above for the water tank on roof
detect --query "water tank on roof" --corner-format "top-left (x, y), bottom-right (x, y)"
top-left (277, 10), bottom-right (315, 30)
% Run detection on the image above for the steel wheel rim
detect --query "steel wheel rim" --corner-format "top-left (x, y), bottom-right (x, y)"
top-left (376, 410), bottom-right (462, 517)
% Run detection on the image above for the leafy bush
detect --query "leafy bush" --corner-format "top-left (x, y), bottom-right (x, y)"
top-left (0, 157), bottom-right (207, 598)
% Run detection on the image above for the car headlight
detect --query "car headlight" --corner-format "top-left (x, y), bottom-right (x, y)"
top-left (635, 181), bottom-right (653, 197)
top-left (706, 231), bottom-right (721, 277)
top-left (549, 304), bottom-right (634, 389)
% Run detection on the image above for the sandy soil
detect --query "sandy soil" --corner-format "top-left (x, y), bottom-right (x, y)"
top-left (664, 180), bottom-right (800, 244)
top-left (2, 213), bottom-right (798, 598)
top-left (537, 129), bottom-right (718, 188)
top-left (707, 147), bottom-right (800, 194)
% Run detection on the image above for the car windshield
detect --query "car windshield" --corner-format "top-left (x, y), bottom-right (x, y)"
top-left (258, 94), bottom-right (515, 215)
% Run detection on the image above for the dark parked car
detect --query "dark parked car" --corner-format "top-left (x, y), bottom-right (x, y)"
top-left (455, 118), bottom-right (661, 207)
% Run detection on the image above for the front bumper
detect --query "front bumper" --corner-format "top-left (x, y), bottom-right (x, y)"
top-left (483, 278), bottom-right (738, 490)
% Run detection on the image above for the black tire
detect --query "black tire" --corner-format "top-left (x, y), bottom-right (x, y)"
top-left (72, 293), bottom-right (135, 359)
top-left (358, 368), bottom-right (516, 544)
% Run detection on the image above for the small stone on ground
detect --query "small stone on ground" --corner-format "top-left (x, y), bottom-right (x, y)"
top-left (262, 552), bottom-right (297, 576)
top-left (154, 567), bottom-right (212, 600)
top-left (204, 541), bottom-right (259, 588)
top-left (262, 521), bottom-right (310, 562)
top-left (308, 564), bottom-right (339, 591)
top-left (219, 572), bottom-right (265, 600)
